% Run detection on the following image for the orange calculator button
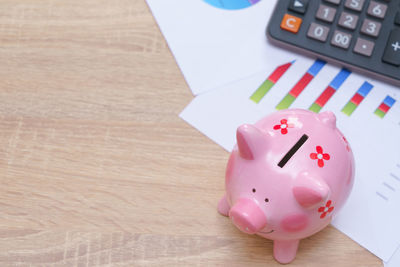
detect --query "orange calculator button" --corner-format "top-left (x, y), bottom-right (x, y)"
top-left (280, 14), bottom-right (302, 34)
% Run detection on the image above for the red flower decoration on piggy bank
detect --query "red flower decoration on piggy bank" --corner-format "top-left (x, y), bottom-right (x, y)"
top-left (310, 146), bottom-right (330, 167)
top-left (218, 109), bottom-right (355, 264)
top-left (273, 119), bottom-right (294, 135)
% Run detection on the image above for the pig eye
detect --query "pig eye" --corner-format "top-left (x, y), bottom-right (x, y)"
top-left (265, 198), bottom-right (269, 203)
top-left (252, 188), bottom-right (256, 193)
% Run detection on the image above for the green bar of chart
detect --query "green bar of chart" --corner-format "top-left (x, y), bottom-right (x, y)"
top-left (374, 109), bottom-right (386, 118)
top-left (276, 94), bottom-right (296, 110)
top-left (250, 80), bottom-right (274, 103)
top-left (342, 102), bottom-right (358, 116)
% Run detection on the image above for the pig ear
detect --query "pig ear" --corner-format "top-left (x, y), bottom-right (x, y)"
top-left (318, 111), bottom-right (336, 129)
top-left (293, 171), bottom-right (330, 209)
top-left (236, 124), bottom-right (267, 160)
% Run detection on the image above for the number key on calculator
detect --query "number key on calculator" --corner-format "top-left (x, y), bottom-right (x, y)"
top-left (267, 0), bottom-right (400, 87)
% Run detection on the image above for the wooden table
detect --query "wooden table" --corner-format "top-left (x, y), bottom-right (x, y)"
top-left (0, 1), bottom-right (382, 266)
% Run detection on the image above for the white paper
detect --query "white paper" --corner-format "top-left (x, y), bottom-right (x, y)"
top-left (385, 246), bottom-right (400, 267)
top-left (146, 0), bottom-right (281, 95)
top-left (180, 59), bottom-right (400, 261)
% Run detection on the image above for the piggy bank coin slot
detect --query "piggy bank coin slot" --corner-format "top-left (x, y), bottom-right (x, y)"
top-left (278, 134), bottom-right (309, 168)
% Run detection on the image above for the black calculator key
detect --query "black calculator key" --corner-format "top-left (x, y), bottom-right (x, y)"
top-left (338, 12), bottom-right (359, 30)
top-left (288, 0), bottom-right (309, 14)
top-left (360, 19), bottom-right (381, 37)
top-left (344, 0), bottom-right (365, 11)
top-left (395, 11), bottom-right (400, 25)
top-left (316, 4), bottom-right (337, 22)
top-left (382, 29), bottom-right (400, 66)
top-left (367, 1), bottom-right (388, 19)
top-left (324, 0), bottom-right (341, 5)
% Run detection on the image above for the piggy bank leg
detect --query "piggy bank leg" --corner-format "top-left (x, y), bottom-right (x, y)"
top-left (273, 239), bottom-right (299, 264)
top-left (217, 195), bottom-right (230, 216)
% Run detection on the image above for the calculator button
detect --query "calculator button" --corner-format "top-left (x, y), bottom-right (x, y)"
top-left (288, 0), bottom-right (309, 14)
top-left (316, 4), bottom-right (337, 23)
top-left (354, 38), bottom-right (375, 56)
top-left (331, 30), bottom-right (352, 49)
top-left (395, 12), bottom-right (400, 25)
top-left (280, 14), bottom-right (303, 33)
top-left (344, 0), bottom-right (365, 11)
top-left (338, 12), bottom-right (359, 30)
top-left (382, 29), bottom-right (400, 66)
top-left (367, 1), bottom-right (387, 19)
top-left (324, 0), bottom-right (341, 5)
top-left (360, 19), bottom-right (381, 37)
top-left (307, 22), bottom-right (330, 42)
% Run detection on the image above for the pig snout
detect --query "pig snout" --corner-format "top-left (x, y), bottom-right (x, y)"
top-left (229, 198), bottom-right (267, 234)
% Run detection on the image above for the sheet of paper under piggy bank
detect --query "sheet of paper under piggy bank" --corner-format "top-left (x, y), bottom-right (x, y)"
top-left (218, 109), bottom-right (355, 264)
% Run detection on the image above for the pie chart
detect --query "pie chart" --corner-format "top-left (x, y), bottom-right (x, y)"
top-left (203, 0), bottom-right (261, 10)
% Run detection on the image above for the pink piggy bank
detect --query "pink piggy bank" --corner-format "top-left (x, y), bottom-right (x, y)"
top-left (218, 109), bottom-right (354, 264)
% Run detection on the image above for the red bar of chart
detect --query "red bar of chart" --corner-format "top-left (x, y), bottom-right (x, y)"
top-left (250, 61), bottom-right (294, 104)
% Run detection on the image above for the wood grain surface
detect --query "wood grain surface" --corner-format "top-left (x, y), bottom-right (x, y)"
top-left (0, 0), bottom-right (382, 266)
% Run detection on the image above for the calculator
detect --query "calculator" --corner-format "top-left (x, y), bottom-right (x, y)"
top-left (267, 0), bottom-right (400, 87)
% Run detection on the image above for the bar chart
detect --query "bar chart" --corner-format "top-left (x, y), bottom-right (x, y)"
top-left (249, 59), bottom-right (397, 118)
top-left (341, 82), bottom-right (374, 116)
top-left (375, 96), bottom-right (396, 118)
